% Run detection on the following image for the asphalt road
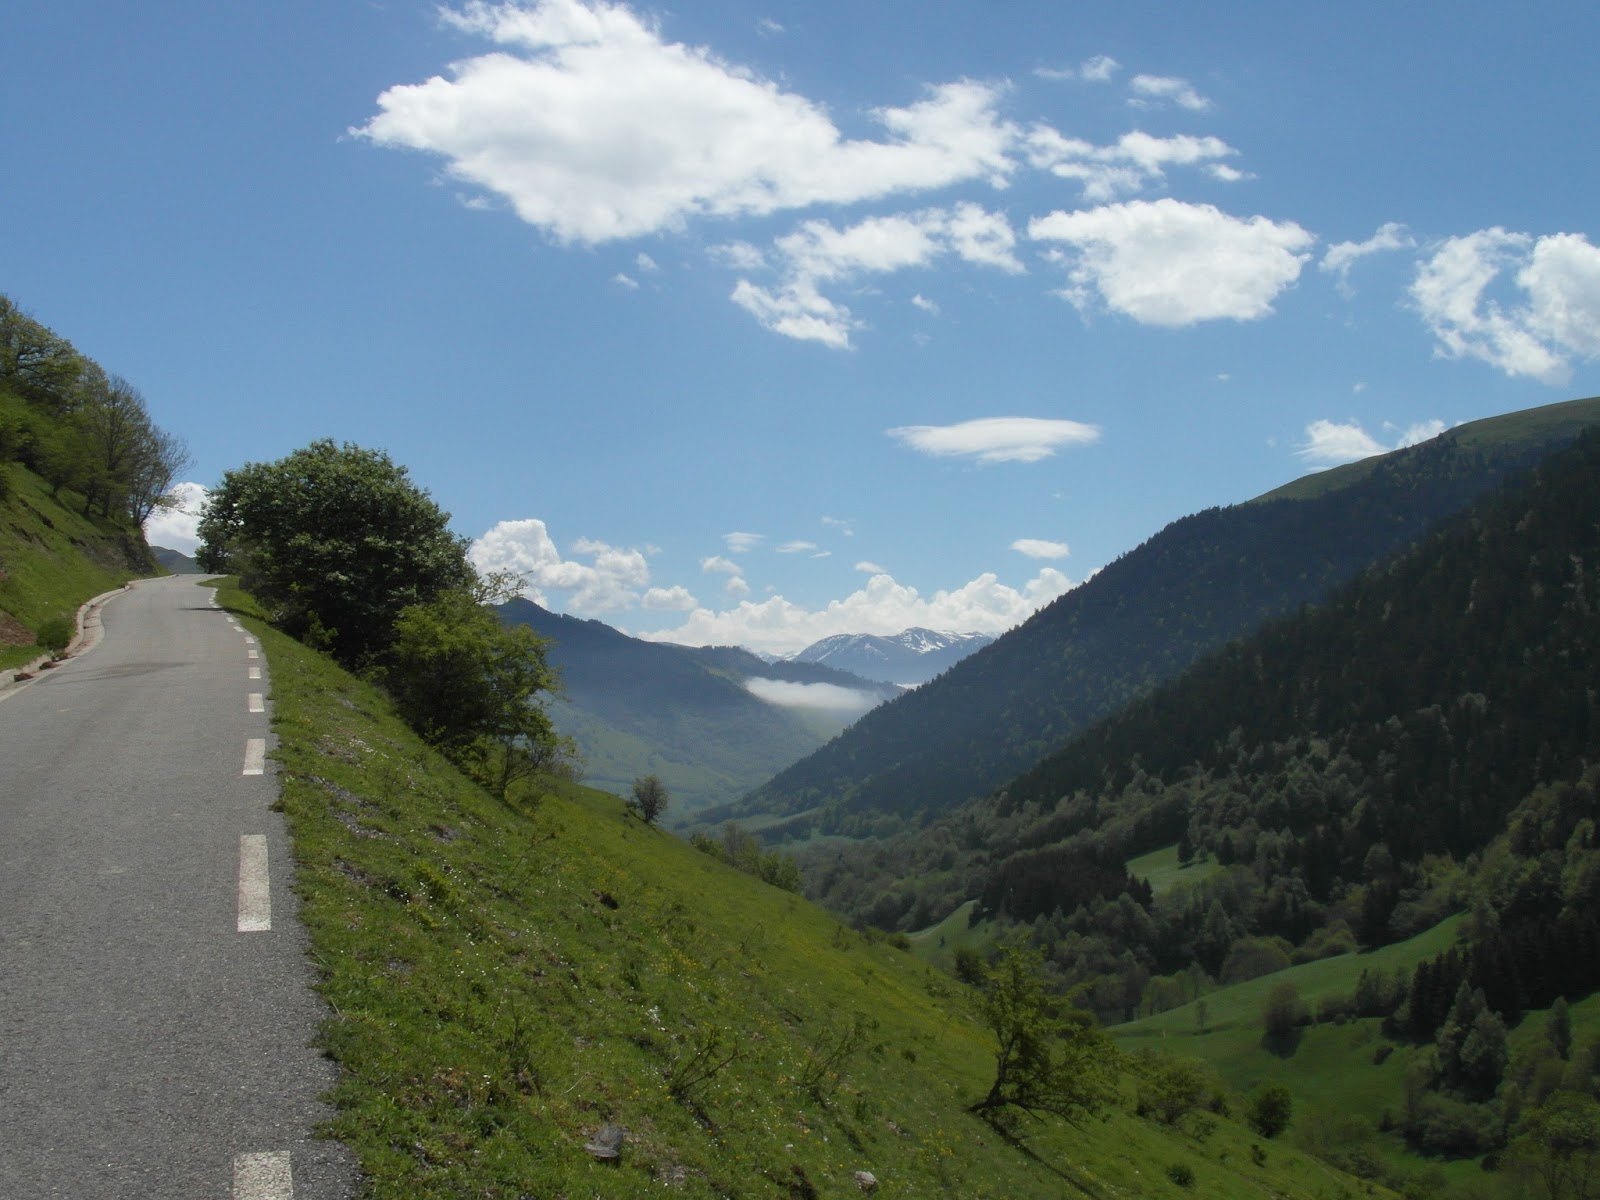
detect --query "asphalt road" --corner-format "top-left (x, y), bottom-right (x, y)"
top-left (0, 576), bottom-right (358, 1198)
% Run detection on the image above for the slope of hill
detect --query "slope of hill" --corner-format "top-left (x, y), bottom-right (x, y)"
top-left (1, 463), bottom-right (156, 671)
top-left (787, 628), bottom-right (994, 686)
top-left (220, 577), bottom-right (1383, 1199)
top-left (810, 425), bottom-right (1600, 1015)
top-left (497, 598), bottom-right (897, 815)
top-left (729, 396), bottom-right (1600, 841)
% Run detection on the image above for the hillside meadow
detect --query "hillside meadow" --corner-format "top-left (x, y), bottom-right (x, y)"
top-left (213, 577), bottom-right (1386, 1198)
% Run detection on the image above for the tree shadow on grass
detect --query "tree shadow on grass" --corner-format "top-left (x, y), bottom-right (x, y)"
top-left (1260, 1027), bottom-right (1304, 1058)
top-left (982, 1112), bottom-right (1114, 1199)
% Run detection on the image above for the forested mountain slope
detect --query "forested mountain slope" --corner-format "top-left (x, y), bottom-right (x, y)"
top-left (730, 396), bottom-right (1600, 841)
top-left (804, 425), bottom-right (1600, 1044)
top-left (497, 598), bottom-right (896, 814)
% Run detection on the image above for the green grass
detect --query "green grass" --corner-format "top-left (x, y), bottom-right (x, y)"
top-left (1253, 394), bottom-right (1600, 504)
top-left (0, 464), bottom-right (155, 668)
top-left (214, 577), bottom-right (1390, 1199)
top-left (1114, 917), bottom-right (1478, 1191)
top-left (1117, 916), bottom-right (1464, 1047)
top-left (1126, 844), bottom-right (1224, 898)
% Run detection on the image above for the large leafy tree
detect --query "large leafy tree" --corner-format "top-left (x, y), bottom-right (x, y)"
top-left (970, 940), bottom-right (1117, 1126)
top-left (197, 439), bottom-right (472, 665)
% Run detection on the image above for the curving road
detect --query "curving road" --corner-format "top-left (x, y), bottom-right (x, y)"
top-left (0, 576), bottom-right (357, 1198)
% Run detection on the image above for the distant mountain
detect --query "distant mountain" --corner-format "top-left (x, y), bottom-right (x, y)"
top-left (726, 395), bottom-right (1600, 841)
top-left (151, 545), bottom-right (202, 574)
top-left (787, 628), bottom-right (994, 686)
top-left (495, 598), bottom-right (897, 817)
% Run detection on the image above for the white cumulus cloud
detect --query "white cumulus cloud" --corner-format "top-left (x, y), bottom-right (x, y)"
top-left (1297, 418), bottom-right (1447, 466)
top-left (1030, 198), bottom-right (1314, 326)
top-left (470, 518), bottom-right (650, 613)
top-left (1411, 228), bottom-right (1600, 386)
top-left (730, 203), bottom-right (1022, 347)
top-left (142, 481), bottom-right (210, 556)
top-left (1036, 55), bottom-right (1120, 84)
top-left (639, 567), bottom-right (1075, 656)
top-left (1320, 221), bottom-right (1414, 293)
top-left (1128, 74), bottom-right (1212, 112)
top-left (642, 585), bottom-right (697, 610)
top-left (355, 1), bottom-right (1019, 245)
top-left (1026, 128), bottom-right (1240, 203)
top-left (888, 416), bottom-right (1101, 464)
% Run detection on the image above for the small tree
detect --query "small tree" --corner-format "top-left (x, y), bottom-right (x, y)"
top-left (1548, 997), bottom-right (1575, 1061)
top-left (1261, 981), bottom-right (1308, 1036)
top-left (1135, 1051), bottom-right (1210, 1125)
top-left (380, 577), bottom-right (568, 798)
top-left (628, 774), bottom-right (669, 826)
top-left (969, 940), bottom-right (1117, 1126)
top-left (1248, 1082), bottom-right (1293, 1138)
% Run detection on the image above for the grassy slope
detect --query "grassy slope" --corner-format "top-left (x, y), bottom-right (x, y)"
top-left (1257, 394), bottom-right (1600, 504)
top-left (1113, 918), bottom-right (1472, 1186)
top-left (0, 464), bottom-right (156, 668)
top-left (216, 579), bottom-right (1384, 1199)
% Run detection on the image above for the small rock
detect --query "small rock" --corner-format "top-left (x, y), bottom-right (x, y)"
top-left (853, 1169), bottom-right (878, 1193)
top-left (584, 1123), bottom-right (625, 1160)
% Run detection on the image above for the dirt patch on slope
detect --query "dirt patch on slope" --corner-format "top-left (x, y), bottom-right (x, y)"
top-left (0, 609), bottom-right (34, 647)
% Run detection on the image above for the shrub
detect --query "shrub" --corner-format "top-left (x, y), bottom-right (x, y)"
top-left (35, 613), bottom-right (73, 657)
top-left (1247, 1082), bottom-right (1293, 1138)
top-left (1133, 1051), bottom-right (1210, 1125)
top-left (1165, 1162), bottom-right (1195, 1188)
top-left (1317, 992), bottom-right (1356, 1025)
top-left (1261, 982), bottom-right (1309, 1036)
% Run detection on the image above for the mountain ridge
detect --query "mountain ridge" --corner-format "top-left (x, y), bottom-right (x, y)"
top-left (724, 395), bottom-right (1600, 841)
top-left (496, 596), bottom-right (897, 815)
top-left (786, 627), bottom-right (995, 685)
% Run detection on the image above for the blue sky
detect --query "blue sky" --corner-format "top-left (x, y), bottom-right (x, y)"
top-left (6, 0), bottom-right (1599, 654)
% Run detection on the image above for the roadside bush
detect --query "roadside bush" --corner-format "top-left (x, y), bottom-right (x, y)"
top-left (34, 613), bottom-right (73, 657)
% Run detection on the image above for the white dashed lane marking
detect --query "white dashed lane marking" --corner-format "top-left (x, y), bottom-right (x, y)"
top-left (248, 648), bottom-right (258, 660)
top-left (233, 1150), bottom-right (293, 1198)
top-left (243, 739), bottom-right (266, 776)
top-left (238, 835), bottom-right (271, 933)
top-left (236, 838), bottom-right (272, 940)
top-left (249, 667), bottom-right (261, 680)
top-left (248, 693), bottom-right (265, 713)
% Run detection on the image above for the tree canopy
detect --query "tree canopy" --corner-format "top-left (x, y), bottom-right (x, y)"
top-left (969, 940), bottom-right (1117, 1126)
top-left (0, 295), bottom-right (189, 523)
top-left (196, 439), bottom-right (472, 665)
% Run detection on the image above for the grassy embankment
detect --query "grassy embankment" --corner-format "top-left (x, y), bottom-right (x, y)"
top-left (215, 577), bottom-right (1385, 1198)
top-left (0, 464), bottom-right (156, 669)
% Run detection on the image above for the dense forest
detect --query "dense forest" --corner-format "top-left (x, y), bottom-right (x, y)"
top-left (729, 398), bottom-right (1600, 843)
